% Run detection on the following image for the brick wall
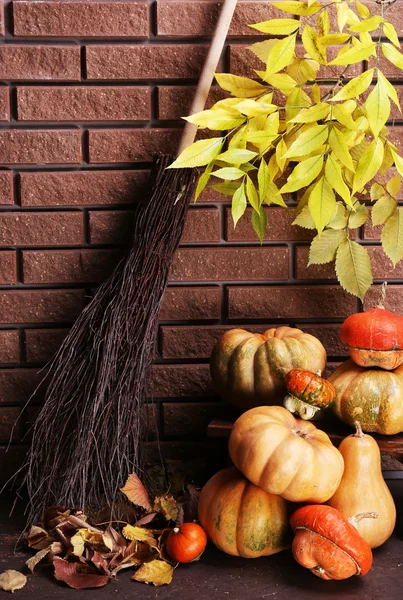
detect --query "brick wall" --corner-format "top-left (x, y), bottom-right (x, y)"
top-left (1, 0), bottom-right (403, 483)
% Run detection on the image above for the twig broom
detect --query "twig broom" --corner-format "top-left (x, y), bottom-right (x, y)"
top-left (16, 0), bottom-right (238, 525)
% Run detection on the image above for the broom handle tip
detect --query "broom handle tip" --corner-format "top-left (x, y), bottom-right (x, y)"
top-left (177, 0), bottom-right (238, 155)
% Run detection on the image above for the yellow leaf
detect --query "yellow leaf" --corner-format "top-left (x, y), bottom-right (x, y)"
top-left (349, 16), bottom-right (383, 33)
top-left (0, 571), bottom-right (27, 593)
top-left (265, 34), bottom-right (297, 77)
top-left (217, 149), bottom-right (258, 164)
top-left (122, 525), bottom-right (157, 546)
top-left (235, 99), bottom-right (277, 117)
top-left (387, 174), bottom-right (401, 197)
top-left (330, 69), bottom-right (374, 102)
top-left (285, 86), bottom-right (312, 122)
top-left (309, 229), bottom-right (347, 264)
top-left (365, 82), bottom-right (390, 138)
top-left (382, 207), bottom-right (403, 265)
top-left (381, 142), bottom-right (395, 175)
top-left (246, 176), bottom-right (260, 211)
top-left (281, 154), bottom-right (324, 193)
top-left (328, 201), bottom-right (348, 229)
top-left (293, 205), bottom-right (316, 228)
top-left (270, 183), bottom-right (288, 206)
top-left (232, 182), bottom-right (247, 226)
top-left (330, 42), bottom-right (377, 66)
top-left (168, 137), bottom-right (223, 169)
top-left (258, 158), bottom-right (271, 203)
top-left (229, 125), bottom-right (247, 149)
top-left (383, 22), bottom-right (400, 48)
top-left (372, 196), bottom-right (397, 225)
top-left (289, 103), bottom-right (330, 123)
top-left (249, 18), bottom-right (300, 35)
top-left (194, 167), bottom-right (212, 202)
top-left (248, 40), bottom-right (278, 63)
top-left (336, 239), bottom-right (373, 300)
top-left (347, 7), bottom-right (360, 26)
top-left (353, 138), bottom-right (384, 194)
top-left (320, 33), bottom-right (351, 45)
top-left (337, 2), bottom-right (349, 32)
top-left (371, 182), bottom-right (385, 200)
top-left (348, 203), bottom-right (368, 228)
top-left (270, 1), bottom-right (322, 16)
top-left (328, 127), bottom-right (355, 171)
top-left (302, 25), bottom-right (327, 64)
top-left (133, 560), bottom-right (174, 586)
top-left (265, 73), bottom-right (298, 91)
top-left (355, 1), bottom-right (370, 18)
top-left (211, 181), bottom-right (241, 196)
top-left (284, 124), bottom-right (328, 158)
top-left (251, 206), bottom-right (268, 243)
top-left (311, 83), bottom-right (321, 103)
top-left (214, 73), bottom-right (267, 98)
top-left (325, 154), bottom-right (353, 206)
top-left (276, 138), bottom-right (288, 171)
top-left (317, 10), bottom-right (330, 36)
top-left (212, 167), bottom-right (246, 180)
top-left (332, 104), bottom-right (358, 130)
top-left (382, 43), bottom-right (403, 70)
top-left (184, 109), bottom-right (245, 130)
top-left (377, 70), bottom-right (401, 112)
top-left (308, 176), bottom-right (336, 234)
top-left (287, 57), bottom-right (319, 83)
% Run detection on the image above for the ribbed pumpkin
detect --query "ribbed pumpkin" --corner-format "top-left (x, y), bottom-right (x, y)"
top-left (329, 359), bottom-right (403, 434)
top-left (210, 326), bottom-right (326, 411)
top-left (198, 467), bottom-right (292, 558)
top-left (284, 368), bottom-right (336, 420)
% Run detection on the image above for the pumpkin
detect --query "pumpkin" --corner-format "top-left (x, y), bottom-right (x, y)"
top-left (210, 326), bottom-right (326, 411)
top-left (283, 368), bottom-right (336, 420)
top-left (228, 406), bottom-right (344, 503)
top-left (290, 505), bottom-right (373, 580)
top-left (165, 523), bottom-right (207, 563)
top-left (329, 359), bottom-right (403, 434)
top-left (340, 305), bottom-right (403, 370)
top-left (328, 421), bottom-right (396, 549)
top-left (197, 467), bottom-right (291, 558)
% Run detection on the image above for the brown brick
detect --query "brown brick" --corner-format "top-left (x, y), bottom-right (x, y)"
top-left (86, 45), bottom-right (207, 81)
top-left (384, 1), bottom-right (403, 33)
top-left (170, 247), bottom-right (289, 282)
top-left (226, 208), bottom-right (314, 242)
top-left (20, 170), bottom-right (147, 207)
top-left (228, 286), bottom-right (356, 320)
top-left (0, 0), bottom-right (4, 35)
top-left (181, 208), bottom-right (220, 243)
top-left (144, 439), bottom-right (223, 465)
top-left (160, 286), bottom-right (221, 321)
top-left (0, 290), bottom-right (85, 324)
top-left (17, 86), bottom-right (150, 122)
top-left (0, 86), bottom-right (9, 121)
top-left (88, 129), bottom-right (181, 163)
top-left (22, 249), bottom-right (123, 284)
top-left (25, 328), bottom-right (69, 363)
top-left (156, 1), bottom-right (290, 37)
top-left (0, 130), bottom-right (81, 165)
top-left (0, 251), bottom-right (17, 284)
top-left (89, 210), bottom-right (133, 244)
top-left (0, 407), bottom-right (21, 441)
top-left (370, 55), bottom-right (402, 81)
top-left (388, 126), bottom-right (403, 156)
top-left (364, 285), bottom-right (403, 312)
top-left (152, 364), bottom-right (214, 398)
top-left (295, 324), bottom-right (348, 358)
top-left (0, 172), bottom-right (13, 205)
top-left (0, 212), bottom-right (84, 247)
top-left (0, 369), bottom-right (46, 404)
top-left (143, 403), bottom-right (158, 438)
top-left (158, 86), bottom-right (226, 120)
top-left (295, 246), bottom-right (335, 280)
top-left (163, 401), bottom-right (220, 437)
top-left (0, 331), bottom-right (20, 363)
top-left (160, 324), bottom-right (277, 359)
top-left (368, 246), bottom-right (403, 280)
top-left (0, 46), bottom-right (80, 81)
top-left (13, 1), bottom-right (149, 37)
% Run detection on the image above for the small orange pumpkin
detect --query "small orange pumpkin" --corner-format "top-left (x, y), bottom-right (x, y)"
top-left (283, 368), bottom-right (336, 420)
top-left (165, 523), bottom-right (207, 563)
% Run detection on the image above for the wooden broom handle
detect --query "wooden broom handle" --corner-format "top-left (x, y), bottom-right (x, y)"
top-left (177, 0), bottom-right (238, 155)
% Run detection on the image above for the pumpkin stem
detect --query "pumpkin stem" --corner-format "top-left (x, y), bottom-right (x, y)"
top-left (315, 370), bottom-right (322, 377)
top-left (173, 527), bottom-right (180, 534)
top-left (377, 281), bottom-right (387, 309)
top-left (348, 512), bottom-right (378, 529)
top-left (353, 421), bottom-right (364, 438)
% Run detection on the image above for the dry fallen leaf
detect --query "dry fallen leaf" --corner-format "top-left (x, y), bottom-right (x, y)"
top-left (122, 525), bottom-right (157, 547)
top-left (102, 526), bottom-right (126, 553)
top-left (132, 559), bottom-right (173, 586)
top-left (70, 528), bottom-right (113, 557)
top-left (154, 496), bottom-right (184, 524)
top-left (91, 551), bottom-right (109, 575)
top-left (120, 473), bottom-right (152, 512)
top-left (26, 542), bottom-right (64, 573)
top-left (27, 525), bottom-right (55, 550)
top-left (70, 532), bottom-right (85, 557)
top-left (0, 570), bottom-right (27, 593)
top-left (135, 512), bottom-right (158, 527)
top-left (53, 558), bottom-right (109, 589)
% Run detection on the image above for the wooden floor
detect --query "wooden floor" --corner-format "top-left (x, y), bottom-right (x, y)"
top-left (2, 488), bottom-right (403, 600)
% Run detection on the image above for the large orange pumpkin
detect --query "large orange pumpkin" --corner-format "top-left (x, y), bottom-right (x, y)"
top-left (210, 326), bottom-right (326, 411)
top-left (329, 359), bottom-right (403, 434)
top-left (228, 406), bottom-right (344, 503)
top-left (198, 467), bottom-right (292, 558)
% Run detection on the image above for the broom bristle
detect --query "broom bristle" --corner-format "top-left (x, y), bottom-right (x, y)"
top-left (19, 155), bottom-right (196, 524)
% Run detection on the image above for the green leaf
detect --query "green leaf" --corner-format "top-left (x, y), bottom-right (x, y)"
top-left (280, 154), bottom-right (324, 193)
top-left (258, 158), bottom-right (271, 203)
top-left (364, 82), bottom-right (390, 138)
top-left (214, 73), bottom-right (267, 98)
top-left (216, 149), bottom-right (258, 164)
top-left (370, 182), bottom-right (385, 200)
top-left (309, 229), bottom-right (347, 264)
top-left (328, 201), bottom-right (348, 229)
top-left (383, 22), bottom-right (400, 48)
top-left (246, 176), bottom-right (260, 211)
top-left (381, 207), bottom-right (403, 265)
top-left (302, 25), bottom-right (327, 64)
top-left (325, 154), bottom-right (353, 206)
top-left (194, 162), bottom-right (214, 202)
top-left (377, 70), bottom-right (401, 111)
top-left (232, 182), bottom-right (247, 227)
top-left (249, 18), bottom-right (300, 35)
top-left (336, 238), bottom-right (373, 300)
top-left (168, 137), bottom-right (224, 169)
top-left (265, 34), bottom-right (297, 77)
top-left (284, 124), bottom-right (328, 158)
top-left (289, 102), bottom-right (330, 124)
top-left (293, 205), bottom-right (316, 229)
top-left (212, 167), bottom-right (246, 180)
top-left (328, 127), bottom-right (355, 171)
top-left (353, 138), bottom-right (384, 194)
top-left (382, 43), bottom-right (403, 70)
top-left (251, 206), bottom-right (268, 243)
top-left (329, 42), bottom-right (376, 66)
top-left (348, 203), bottom-right (368, 228)
top-left (308, 176), bottom-right (336, 234)
top-left (271, 1), bottom-right (322, 16)
top-left (372, 196), bottom-right (397, 225)
top-left (211, 181), bottom-right (241, 196)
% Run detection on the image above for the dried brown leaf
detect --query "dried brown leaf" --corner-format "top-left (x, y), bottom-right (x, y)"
top-left (70, 532), bottom-right (85, 557)
top-left (154, 496), bottom-right (184, 523)
top-left (135, 512), bottom-right (158, 527)
top-left (91, 551), bottom-right (109, 575)
top-left (120, 473), bottom-right (152, 512)
top-left (27, 525), bottom-right (56, 550)
top-left (122, 525), bottom-right (157, 547)
top-left (102, 526), bottom-right (126, 553)
top-left (0, 570), bottom-right (27, 593)
top-left (53, 558), bottom-right (109, 589)
top-left (132, 559), bottom-right (173, 586)
top-left (26, 542), bottom-right (63, 573)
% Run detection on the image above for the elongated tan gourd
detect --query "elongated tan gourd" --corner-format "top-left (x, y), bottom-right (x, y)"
top-left (328, 422), bottom-right (396, 549)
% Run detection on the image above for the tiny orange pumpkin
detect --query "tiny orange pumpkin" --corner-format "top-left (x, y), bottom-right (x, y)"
top-left (283, 368), bottom-right (336, 420)
top-left (165, 523), bottom-right (207, 564)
